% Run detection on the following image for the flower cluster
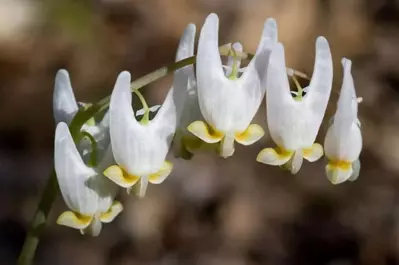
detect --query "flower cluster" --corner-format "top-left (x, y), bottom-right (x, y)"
top-left (52, 13), bottom-right (362, 236)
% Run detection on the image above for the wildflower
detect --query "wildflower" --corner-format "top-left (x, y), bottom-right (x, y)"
top-left (103, 25), bottom-right (192, 197)
top-left (187, 13), bottom-right (278, 158)
top-left (54, 122), bottom-right (122, 236)
top-left (324, 58), bottom-right (362, 184)
top-left (256, 37), bottom-right (333, 174)
top-left (53, 69), bottom-right (110, 158)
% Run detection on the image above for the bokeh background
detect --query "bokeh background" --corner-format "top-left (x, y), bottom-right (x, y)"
top-left (1, 0), bottom-right (399, 264)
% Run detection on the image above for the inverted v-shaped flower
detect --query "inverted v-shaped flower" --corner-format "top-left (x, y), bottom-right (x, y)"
top-left (188, 13), bottom-right (278, 158)
top-left (104, 24), bottom-right (193, 197)
top-left (324, 58), bottom-right (362, 184)
top-left (256, 37), bottom-right (333, 174)
top-left (54, 122), bottom-right (122, 236)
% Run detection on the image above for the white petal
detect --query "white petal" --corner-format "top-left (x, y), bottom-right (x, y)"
top-left (81, 216), bottom-right (102, 237)
top-left (303, 36), bottom-right (333, 140)
top-left (53, 69), bottom-right (78, 124)
top-left (54, 122), bottom-right (99, 215)
top-left (152, 24), bottom-right (196, 143)
top-left (349, 159), bottom-right (361, 181)
top-left (109, 71), bottom-right (139, 172)
top-left (335, 58), bottom-right (358, 137)
top-left (266, 43), bottom-right (298, 148)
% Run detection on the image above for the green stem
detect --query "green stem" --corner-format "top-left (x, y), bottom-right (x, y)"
top-left (80, 131), bottom-right (98, 167)
top-left (133, 89), bottom-right (150, 124)
top-left (17, 43), bottom-right (310, 265)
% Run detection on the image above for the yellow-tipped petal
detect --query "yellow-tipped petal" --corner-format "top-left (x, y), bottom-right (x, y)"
top-left (100, 201), bottom-right (123, 223)
top-left (256, 147), bottom-right (293, 166)
top-left (149, 161), bottom-right (173, 184)
top-left (187, 121), bottom-right (223, 143)
top-left (235, 124), bottom-right (265, 146)
top-left (303, 143), bottom-right (324, 162)
top-left (326, 160), bottom-right (353, 184)
top-left (103, 165), bottom-right (140, 188)
top-left (57, 211), bottom-right (92, 230)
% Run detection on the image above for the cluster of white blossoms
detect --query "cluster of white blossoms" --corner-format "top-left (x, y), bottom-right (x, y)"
top-left (52, 13), bottom-right (362, 236)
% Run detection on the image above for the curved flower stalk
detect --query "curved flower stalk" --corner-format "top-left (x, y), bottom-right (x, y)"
top-left (54, 122), bottom-right (122, 236)
top-left (256, 37), bottom-right (333, 174)
top-left (53, 69), bottom-right (110, 160)
top-left (187, 13), bottom-right (277, 158)
top-left (324, 58), bottom-right (362, 184)
top-left (103, 25), bottom-right (192, 197)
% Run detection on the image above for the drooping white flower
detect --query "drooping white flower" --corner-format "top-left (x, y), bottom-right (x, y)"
top-left (103, 25), bottom-right (192, 197)
top-left (256, 37), bottom-right (333, 174)
top-left (173, 35), bottom-right (247, 158)
top-left (53, 69), bottom-right (110, 157)
top-left (187, 13), bottom-right (278, 158)
top-left (54, 122), bottom-right (122, 236)
top-left (324, 58), bottom-right (362, 184)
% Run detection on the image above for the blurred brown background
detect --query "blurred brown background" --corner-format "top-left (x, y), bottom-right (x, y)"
top-left (1, 0), bottom-right (399, 264)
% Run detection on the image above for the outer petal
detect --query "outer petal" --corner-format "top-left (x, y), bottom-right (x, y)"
top-left (53, 69), bottom-right (79, 124)
top-left (55, 122), bottom-right (99, 215)
top-left (109, 72), bottom-right (139, 172)
top-left (152, 24), bottom-right (195, 144)
top-left (303, 36), bottom-right (333, 144)
top-left (266, 43), bottom-right (298, 148)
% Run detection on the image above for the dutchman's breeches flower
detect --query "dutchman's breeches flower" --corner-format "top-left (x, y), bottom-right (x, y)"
top-left (324, 58), bottom-right (362, 184)
top-left (257, 37), bottom-right (333, 174)
top-left (54, 122), bottom-right (122, 236)
top-left (187, 13), bottom-right (278, 158)
top-left (103, 25), bottom-right (192, 197)
top-left (53, 69), bottom-right (110, 161)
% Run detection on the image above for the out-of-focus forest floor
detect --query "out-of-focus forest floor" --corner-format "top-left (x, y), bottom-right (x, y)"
top-left (2, 0), bottom-right (399, 264)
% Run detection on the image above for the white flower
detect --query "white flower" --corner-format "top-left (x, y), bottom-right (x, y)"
top-left (53, 69), bottom-right (110, 158)
top-left (324, 58), bottom-right (362, 184)
top-left (103, 25), bottom-right (191, 197)
top-left (256, 37), bottom-right (333, 174)
top-left (54, 122), bottom-right (122, 236)
top-left (187, 13), bottom-right (278, 158)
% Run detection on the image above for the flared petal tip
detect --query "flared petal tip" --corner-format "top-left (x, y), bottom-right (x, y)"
top-left (206, 13), bottom-right (219, 23)
top-left (56, 69), bottom-right (69, 80)
top-left (341, 57), bottom-right (352, 70)
top-left (264, 18), bottom-right (277, 31)
top-left (186, 23), bottom-right (196, 33)
top-left (316, 36), bottom-right (330, 50)
top-left (118, 71), bottom-right (131, 81)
